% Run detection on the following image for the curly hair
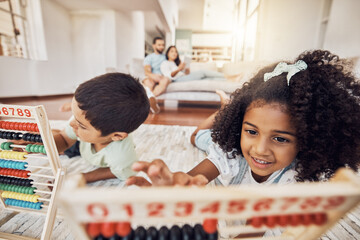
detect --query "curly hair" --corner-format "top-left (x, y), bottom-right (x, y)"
top-left (211, 50), bottom-right (360, 181)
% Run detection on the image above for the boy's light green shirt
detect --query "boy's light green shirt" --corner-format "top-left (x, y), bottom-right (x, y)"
top-left (65, 122), bottom-right (136, 180)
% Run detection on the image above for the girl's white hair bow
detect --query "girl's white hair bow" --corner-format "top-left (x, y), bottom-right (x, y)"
top-left (264, 60), bottom-right (307, 85)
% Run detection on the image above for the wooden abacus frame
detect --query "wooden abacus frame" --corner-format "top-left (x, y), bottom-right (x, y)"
top-left (59, 168), bottom-right (360, 240)
top-left (0, 104), bottom-right (65, 240)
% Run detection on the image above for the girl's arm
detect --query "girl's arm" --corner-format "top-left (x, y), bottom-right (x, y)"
top-left (170, 62), bottom-right (186, 78)
top-left (126, 158), bottom-right (219, 186)
top-left (187, 159), bottom-right (220, 182)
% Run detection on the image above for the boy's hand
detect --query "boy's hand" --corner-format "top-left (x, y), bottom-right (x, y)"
top-left (126, 159), bottom-right (208, 187)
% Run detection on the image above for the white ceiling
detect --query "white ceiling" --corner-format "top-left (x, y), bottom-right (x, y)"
top-left (51, 0), bottom-right (161, 11)
top-left (51, 0), bottom-right (169, 36)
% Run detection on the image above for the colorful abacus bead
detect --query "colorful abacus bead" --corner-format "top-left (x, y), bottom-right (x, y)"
top-left (0, 175), bottom-right (32, 186)
top-left (1, 191), bottom-right (40, 203)
top-left (0, 159), bottom-right (27, 170)
top-left (0, 150), bottom-right (27, 160)
top-left (0, 168), bottom-right (30, 178)
top-left (0, 183), bottom-right (36, 194)
top-left (5, 198), bottom-right (43, 210)
top-left (1, 141), bottom-right (13, 150)
top-left (25, 144), bottom-right (46, 154)
top-left (0, 121), bottom-right (39, 132)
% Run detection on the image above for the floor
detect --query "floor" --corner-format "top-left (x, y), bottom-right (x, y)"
top-left (0, 95), bottom-right (218, 126)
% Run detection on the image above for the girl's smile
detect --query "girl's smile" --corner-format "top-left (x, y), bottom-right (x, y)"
top-left (240, 102), bottom-right (299, 183)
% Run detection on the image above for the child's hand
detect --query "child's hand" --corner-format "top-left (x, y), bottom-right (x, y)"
top-left (179, 62), bottom-right (186, 71)
top-left (126, 159), bottom-right (208, 187)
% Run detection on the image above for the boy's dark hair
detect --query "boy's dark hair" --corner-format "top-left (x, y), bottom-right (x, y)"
top-left (153, 37), bottom-right (164, 44)
top-left (75, 73), bottom-right (150, 136)
top-left (212, 50), bottom-right (360, 181)
top-left (165, 46), bottom-right (181, 66)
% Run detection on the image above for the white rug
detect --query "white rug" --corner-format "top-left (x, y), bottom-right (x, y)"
top-left (0, 123), bottom-right (359, 239)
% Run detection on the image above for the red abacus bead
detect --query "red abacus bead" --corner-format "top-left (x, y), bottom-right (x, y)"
top-left (0, 121), bottom-right (4, 128)
top-left (251, 216), bottom-right (264, 228)
top-left (26, 123), bottom-right (32, 131)
top-left (87, 223), bottom-right (101, 237)
top-left (313, 213), bottom-right (327, 225)
top-left (101, 222), bottom-right (116, 238)
top-left (303, 214), bottom-right (313, 226)
top-left (31, 124), bottom-right (37, 132)
top-left (265, 215), bottom-right (278, 228)
top-left (5, 122), bottom-right (11, 129)
top-left (289, 214), bottom-right (302, 226)
top-left (278, 215), bottom-right (290, 227)
top-left (116, 222), bottom-right (132, 237)
top-left (203, 218), bottom-right (218, 234)
top-left (35, 125), bottom-right (39, 132)
top-left (22, 171), bottom-right (30, 178)
top-left (14, 122), bottom-right (20, 130)
top-left (9, 122), bottom-right (15, 130)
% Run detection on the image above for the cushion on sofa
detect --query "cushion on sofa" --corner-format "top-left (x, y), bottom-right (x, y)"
top-left (166, 80), bottom-right (244, 93)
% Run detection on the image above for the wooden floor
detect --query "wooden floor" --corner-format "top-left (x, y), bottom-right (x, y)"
top-left (0, 95), bottom-right (218, 126)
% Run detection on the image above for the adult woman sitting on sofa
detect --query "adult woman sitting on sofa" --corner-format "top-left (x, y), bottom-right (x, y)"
top-left (160, 45), bottom-right (228, 82)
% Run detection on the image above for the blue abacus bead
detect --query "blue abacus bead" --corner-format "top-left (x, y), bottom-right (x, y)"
top-left (121, 229), bottom-right (134, 240)
top-left (169, 225), bottom-right (182, 240)
top-left (94, 235), bottom-right (107, 240)
top-left (35, 202), bottom-right (42, 210)
top-left (5, 160), bottom-right (11, 168)
top-left (146, 226), bottom-right (158, 240)
top-left (194, 224), bottom-right (206, 240)
top-left (181, 224), bottom-right (194, 240)
top-left (133, 226), bottom-right (146, 240)
top-left (14, 133), bottom-right (22, 140)
top-left (207, 232), bottom-right (218, 240)
top-left (158, 226), bottom-right (169, 240)
top-left (20, 162), bottom-right (27, 170)
top-left (108, 234), bottom-right (121, 240)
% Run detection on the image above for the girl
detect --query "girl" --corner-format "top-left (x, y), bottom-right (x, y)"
top-left (127, 50), bottom-right (360, 187)
top-left (160, 45), bottom-right (228, 82)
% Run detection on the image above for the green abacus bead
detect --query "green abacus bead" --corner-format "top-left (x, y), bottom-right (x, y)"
top-left (30, 144), bottom-right (36, 153)
top-left (41, 146), bottom-right (46, 154)
top-left (4, 142), bottom-right (13, 150)
top-left (0, 142), bottom-right (5, 150)
top-left (25, 144), bottom-right (32, 152)
top-left (10, 185), bottom-right (17, 192)
top-left (33, 145), bottom-right (40, 153)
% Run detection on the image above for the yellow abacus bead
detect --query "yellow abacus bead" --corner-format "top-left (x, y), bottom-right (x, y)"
top-left (14, 152), bottom-right (26, 160)
top-left (10, 152), bottom-right (17, 159)
top-left (1, 192), bottom-right (8, 198)
top-left (4, 151), bottom-right (11, 159)
top-left (32, 195), bottom-right (40, 203)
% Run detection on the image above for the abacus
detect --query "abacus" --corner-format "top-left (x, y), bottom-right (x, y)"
top-left (59, 168), bottom-right (360, 240)
top-left (0, 104), bottom-right (65, 240)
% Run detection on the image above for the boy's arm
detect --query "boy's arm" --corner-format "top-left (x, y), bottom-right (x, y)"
top-left (83, 168), bottom-right (116, 183)
top-left (144, 65), bottom-right (162, 80)
top-left (52, 129), bottom-right (77, 153)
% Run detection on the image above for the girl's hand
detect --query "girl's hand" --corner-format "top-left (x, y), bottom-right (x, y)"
top-left (126, 159), bottom-right (208, 187)
top-left (178, 62), bottom-right (186, 71)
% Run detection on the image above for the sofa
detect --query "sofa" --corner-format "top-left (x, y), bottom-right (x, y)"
top-left (129, 58), bottom-right (268, 106)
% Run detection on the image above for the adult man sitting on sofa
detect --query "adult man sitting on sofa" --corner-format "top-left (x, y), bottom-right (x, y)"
top-left (143, 37), bottom-right (170, 97)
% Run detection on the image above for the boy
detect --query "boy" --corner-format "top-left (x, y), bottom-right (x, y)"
top-left (54, 73), bottom-right (150, 183)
